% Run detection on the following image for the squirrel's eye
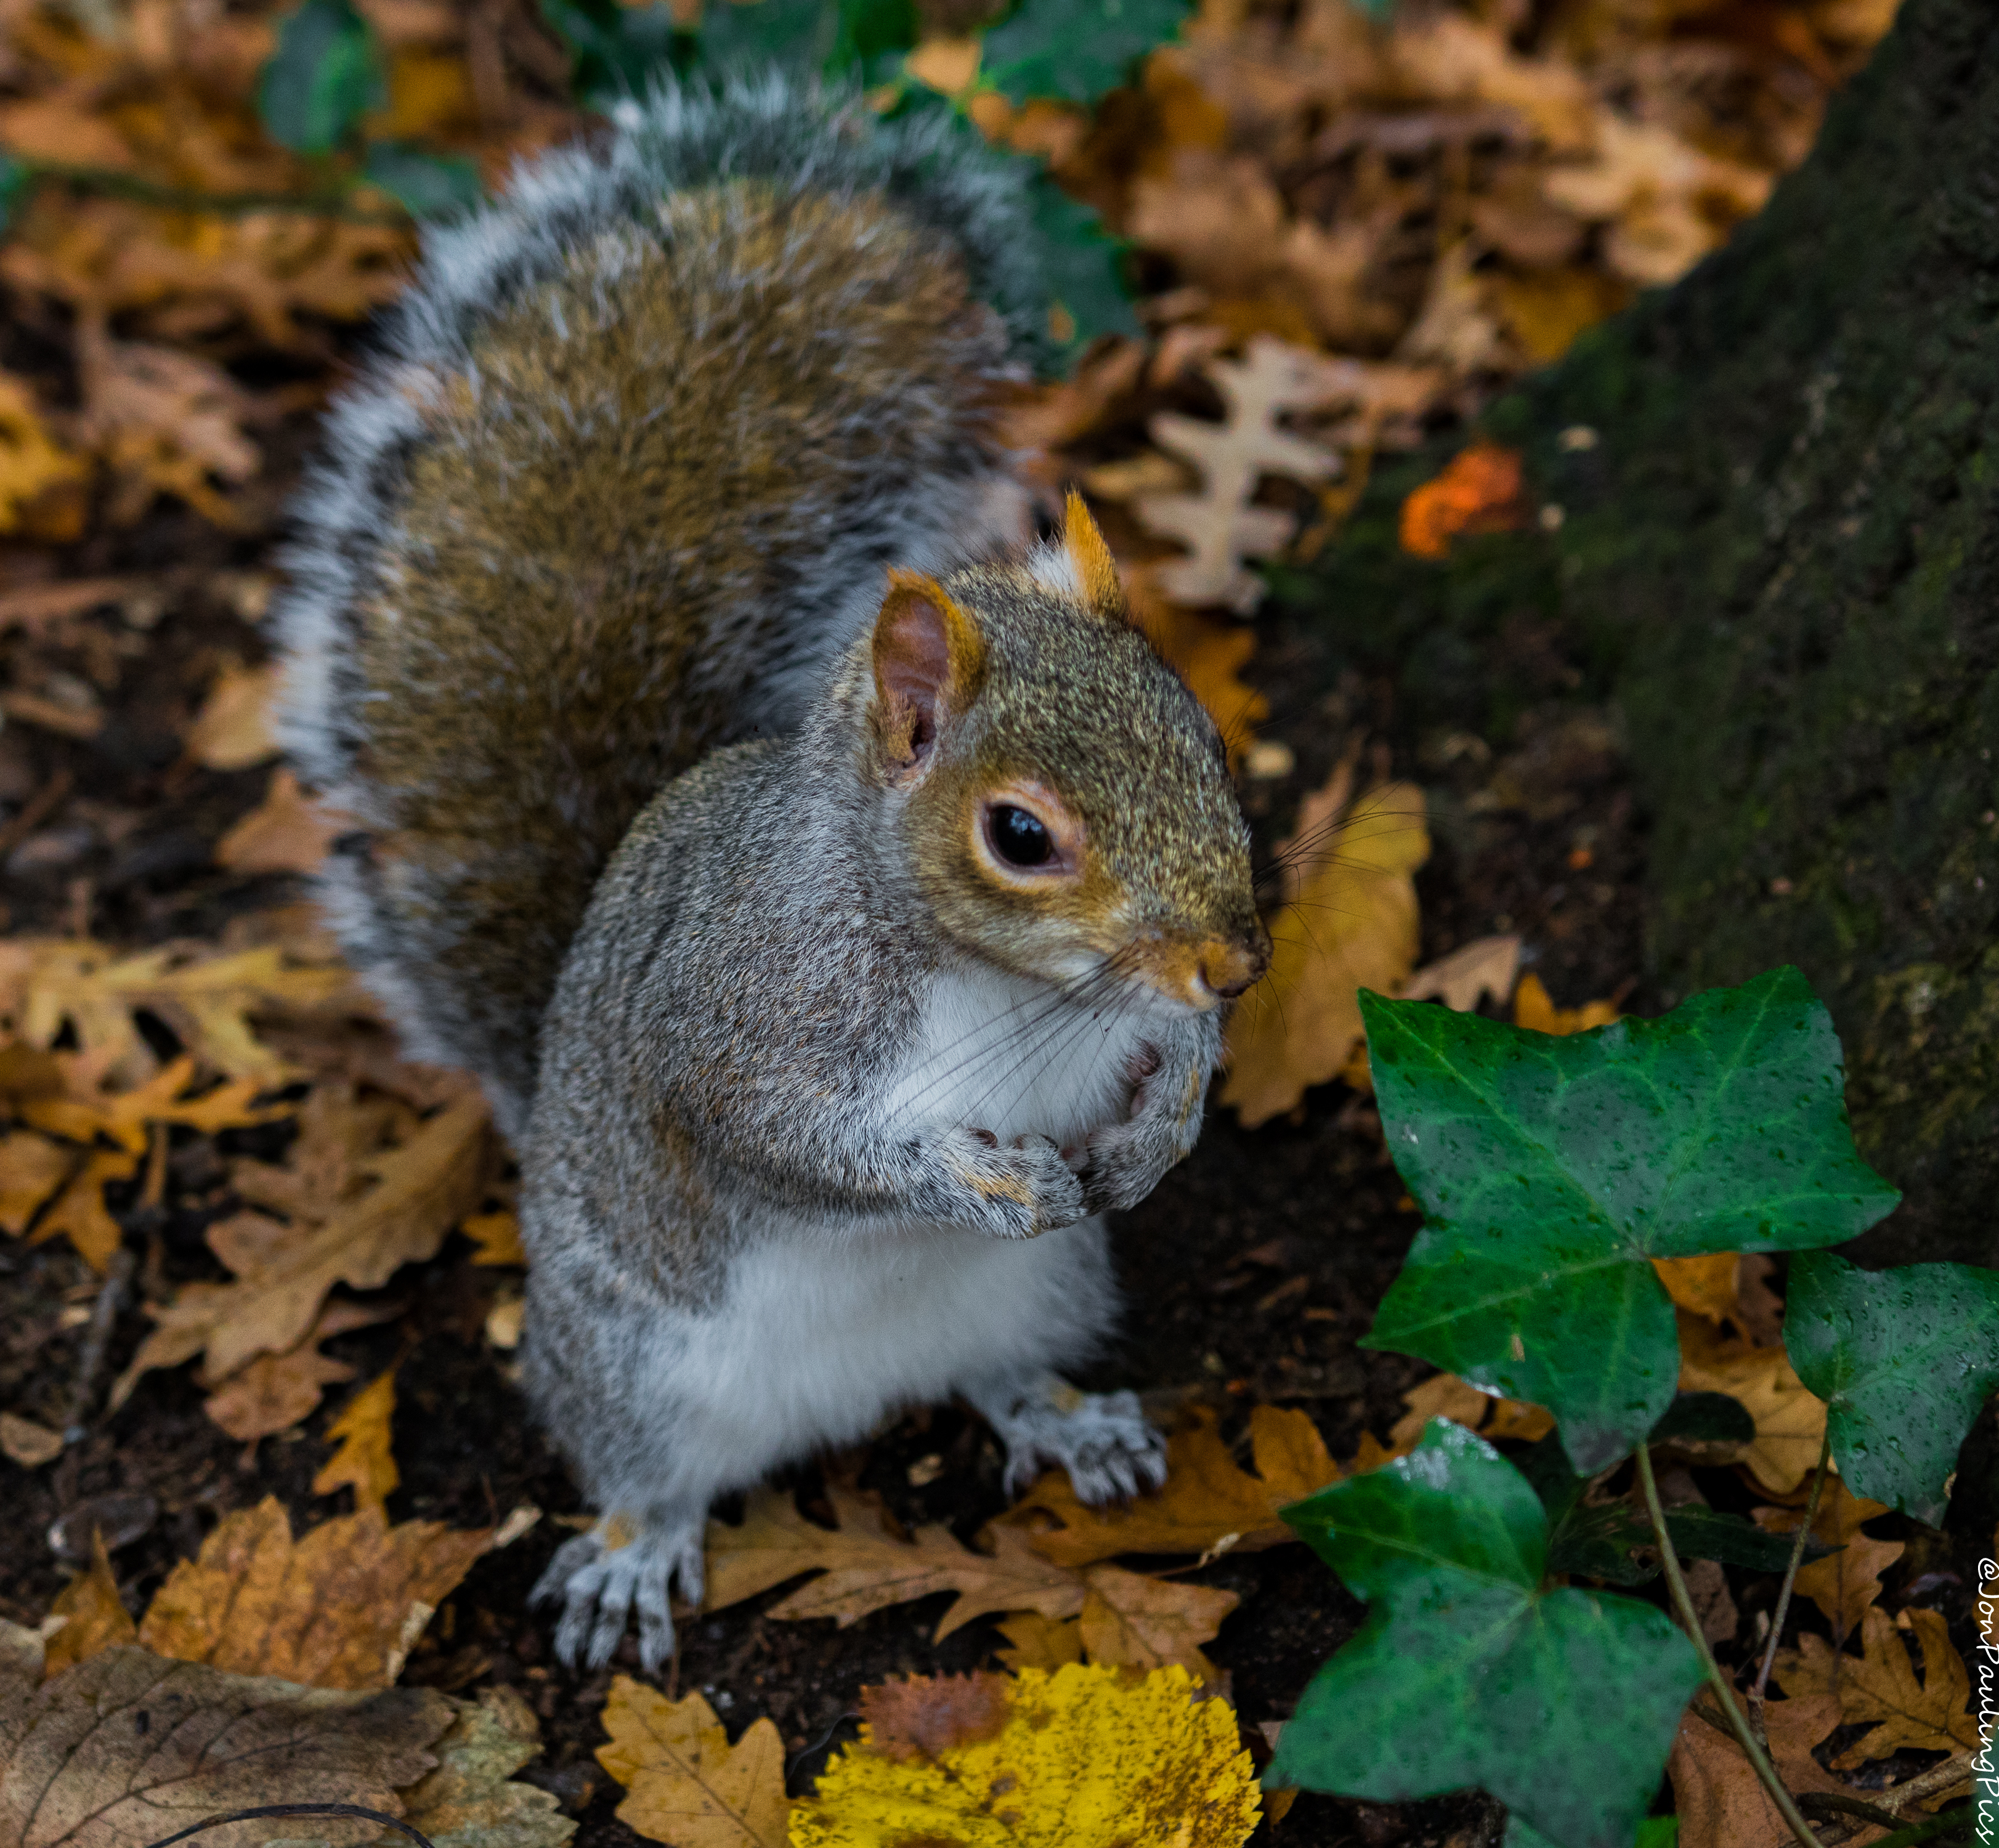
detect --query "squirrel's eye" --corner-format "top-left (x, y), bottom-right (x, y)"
top-left (988, 804), bottom-right (1053, 868)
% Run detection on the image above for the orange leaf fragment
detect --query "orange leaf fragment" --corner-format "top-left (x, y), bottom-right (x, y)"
top-left (1512, 972), bottom-right (1621, 1035)
top-left (314, 1368), bottom-right (400, 1513)
top-left (185, 661), bottom-right (282, 771)
top-left (43, 1534), bottom-right (137, 1678)
top-left (216, 769), bottom-right (347, 875)
top-left (1398, 442), bottom-right (1529, 559)
top-left (1753, 1477), bottom-right (1903, 1643)
top-left (1668, 1694), bottom-right (1860, 1848)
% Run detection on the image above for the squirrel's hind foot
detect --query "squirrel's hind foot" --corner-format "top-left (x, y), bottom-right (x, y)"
top-left (531, 1511), bottom-right (705, 1672)
top-left (967, 1372), bottom-right (1169, 1504)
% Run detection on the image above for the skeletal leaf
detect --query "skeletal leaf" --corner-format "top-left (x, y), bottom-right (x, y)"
top-left (0, 1647), bottom-right (452, 1848)
top-left (790, 1664), bottom-right (1260, 1848)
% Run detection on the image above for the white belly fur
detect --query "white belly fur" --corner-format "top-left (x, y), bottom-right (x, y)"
top-left (878, 960), bottom-right (1164, 1148)
top-left (644, 1214), bottom-right (1117, 1498)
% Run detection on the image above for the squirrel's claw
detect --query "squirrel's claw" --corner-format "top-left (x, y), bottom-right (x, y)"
top-left (532, 1514), bottom-right (705, 1673)
top-left (970, 1377), bottom-right (1167, 1506)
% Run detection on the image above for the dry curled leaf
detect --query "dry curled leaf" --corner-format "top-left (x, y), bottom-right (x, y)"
top-left (136, 1494), bottom-right (509, 1690)
top-left (1012, 1404), bottom-right (1337, 1568)
top-left (313, 1368), bottom-right (400, 1512)
top-left (1401, 934), bottom-right (1522, 1013)
top-left (704, 1486), bottom-right (1084, 1640)
top-left (595, 1678), bottom-right (790, 1848)
top-left (790, 1664), bottom-right (1260, 1848)
top-left (1220, 780), bottom-right (1430, 1127)
top-left (0, 1646), bottom-right (452, 1848)
top-left (1135, 337), bottom-right (1345, 612)
top-left (200, 1300), bottom-right (395, 1443)
top-left (1775, 1606), bottom-right (1977, 1766)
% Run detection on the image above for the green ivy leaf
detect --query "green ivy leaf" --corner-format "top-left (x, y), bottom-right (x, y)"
top-left (1648, 1392), bottom-right (1754, 1447)
top-left (1274, 1422), bottom-right (1701, 1848)
top-left (695, 0), bottom-right (836, 72)
top-left (1024, 168), bottom-right (1137, 354)
top-left (361, 143), bottom-right (484, 217)
top-left (1360, 968), bottom-right (1900, 1472)
top-left (981, 0), bottom-right (1190, 104)
top-left (260, 0), bottom-right (383, 155)
top-left (825, 0), bottom-right (917, 81)
top-left (539, 0), bottom-right (684, 107)
top-left (0, 154), bottom-right (30, 235)
top-left (1785, 1251), bottom-right (1999, 1525)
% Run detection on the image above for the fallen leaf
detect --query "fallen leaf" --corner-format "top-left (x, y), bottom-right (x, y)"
top-left (790, 1664), bottom-right (1260, 1848)
top-left (0, 1129), bottom-right (76, 1237)
top-left (215, 768), bottom-right (346, 874)
top-left (463, 1208), bottom-right (527, 1266)
top-left (185, 660), bottom-right (282, 771)
top-left (1667, 1694), bottom-right (1865, 1848)
top-left (1775, 1606), bottom-right (1978, 1766)
top-left (1077, 1563), bottom-right (1236, 1685)
top-left (1401, 935), bottom-right (1522, 1013)
top-left (1400, 441), bottom-right (1530, 559)
top-left (1512, 972), bottom-right (1621, 1035)
top-left (397, 1684), bottom-right (575, 1848)
top-left (314, 1368), bottom-right (399, 1512)
top-left (1134, 336), bottom-right (1345, 612)
top-left (116, 1083), bottom-right (490, 1400)
top-left (0, 1647), bottom-right (453, 1848)
top-left (1013, 1404), bottom-right (1338, 1568)
top-left (1125, 565), bottom-right (1267, 761)
top-left (20, 1055), bottom-right (284, 1155)
top-left (1753, 1477), bottom-right (1904, 1643)
top-left (1654, 1254), bottom-right (1746, 1326)
top-left (27, 1146), bottom-right (139, 1271)
top-left (1678, 1312), bottom-right (1828, 1494)
top-left (704, 1487), bottom-right (1085, 1640)
top-left (595, 1677), bottom-right (790, 1848)
top-left (1386, 1372), bottom-right (1554, 1452)
top-left (992, 1611), bottom-right (1085, 1672)
top-left (1395, 241), bottom-right (1510, 376)
top-left (200, 1299), bottom-right (396, 1444)
top-left (0, 1410), bottom-right (63, 1467)
top-left (0, 371), bottom-right (90, 539)
top-left (42, 1536), bottom-right (137, 1678)
top-left (137, 1495), bottom-right (508, 1689)
top-left (1220, 780), bottom-right (1430, 1127)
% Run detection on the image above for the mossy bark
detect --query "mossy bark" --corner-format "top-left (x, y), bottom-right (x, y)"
top-left (1276, 0), bottom-right (1999, 1263)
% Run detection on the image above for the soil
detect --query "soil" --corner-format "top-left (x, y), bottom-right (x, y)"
top-left (0, 428), bottom-right (1967, 1847)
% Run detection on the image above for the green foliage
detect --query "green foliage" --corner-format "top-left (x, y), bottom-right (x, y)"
top-left (1271, 1420), bottom-right (1702, 1848)
top-left (1785, 1250), bottom-right (1999, 1525)
top-left (982, 0), bottom-right (1190, 104)
top-left (0, 154), bottom-right (28, 233)
top-left (259, 0), bottom-right (383, 155)
top-left (1359, 967), bottom-right (1900, 1471)
top-left (538, 0), bottom-right (686, 107)
top-left (1024, 172), bottom-right (1138, 351)
top-left (361, 144), bottom-right (485, 217)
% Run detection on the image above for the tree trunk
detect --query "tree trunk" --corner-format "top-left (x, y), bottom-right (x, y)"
top-left (1283, 0), bottom-right (1999, 1265)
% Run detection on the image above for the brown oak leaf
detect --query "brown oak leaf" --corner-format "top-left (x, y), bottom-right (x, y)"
top-left (1775, 1607), bottom-right (1978, 1766)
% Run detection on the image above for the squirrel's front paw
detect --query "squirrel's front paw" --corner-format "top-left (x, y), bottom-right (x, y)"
top-left (530, 1509), bottom-right (704, 1672)
top-left (943, 1126), bottom-right (1087, 1238)
top-left (1079, 1041), bottom-right (1208, 1215)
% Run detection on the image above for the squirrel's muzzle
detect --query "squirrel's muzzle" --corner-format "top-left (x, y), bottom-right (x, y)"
top-left (1196, 926), bottom-right (1271, 1002)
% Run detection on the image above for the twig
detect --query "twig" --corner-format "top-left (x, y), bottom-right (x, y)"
top-left (1752, 1426), bottom-right (1833, 1746)
top-left (0, 768), bottom-right (75, 861)
top-left (1635, 1445), bottom-right (1826, 1848)
top-left (1774, 1749), bottom-right (1977, 1848)
top-left (13, 160), bottom-right (413, 225)
top-left (62, 1244), bottom-right (136, 1445)
top-left (1780, 1805), bottom-right (1974, 1848)
top-left (1799, 1792), bottom-right (1911, 1830)
top-left (141, 1804), bottom-right (434, 1848)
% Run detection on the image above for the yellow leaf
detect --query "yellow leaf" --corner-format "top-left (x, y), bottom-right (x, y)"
top-left (1012, 1404), bottom-right (1336, 1568)
top-left (1775, 1607), bottom-right (1977, 1766)
top-left (463, 1208), bottom-right (527, 1266)
top-left (790, 1664), bottom-right (1260, 1848)
top-left (1220, 780), bottom-right (1430, 1127)
top-left (28, 1145), bottom-right (139, 1271)
top-left (1387, 1372), bottom-right (1552, 1452)
top-left (595, 1677), bottom-right (790, 1848)
top-left (1677, 1312), bottom-right (1827, 1494)
top-left (137, 1494), bottom-right (522, 1690)
top-left (0, 371), bottom-right (90, 538)
top-left (314, 1369), bottom-right (400, 1512)
top-left (1512, 972), bottom-right (1621, 1035)
top-left (42, 1534), bottom-right (137, 1677)
top-left (1653, 1253), bottom-right (1743, 1324)
top-left (0, 1129), bottom-right (74, 1237)
top-left (1077, 1563), bottom-right (1236, 1685)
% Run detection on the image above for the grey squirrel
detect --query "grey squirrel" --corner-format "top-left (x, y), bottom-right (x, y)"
top-left (275, 73), bottom-right (1269, 1671)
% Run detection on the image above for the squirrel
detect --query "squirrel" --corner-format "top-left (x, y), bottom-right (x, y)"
top-left (275, 73), bottom-right (1270, 1671)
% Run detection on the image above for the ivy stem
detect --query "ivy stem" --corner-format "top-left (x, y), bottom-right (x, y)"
top-left (1751, 1427), bottom-right (1833, 1749)
top-left (1634, 1444), bottom-right (1826, 1848)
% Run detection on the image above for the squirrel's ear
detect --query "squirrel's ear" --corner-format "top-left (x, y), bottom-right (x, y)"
top-left (870, 570), bottom-right (986, 778)
top-left (1062, 488), bottom-right (1125, 620)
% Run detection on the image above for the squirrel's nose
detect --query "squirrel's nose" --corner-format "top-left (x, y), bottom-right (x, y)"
top-left (1198, 926), bottom-right (1270, 1000)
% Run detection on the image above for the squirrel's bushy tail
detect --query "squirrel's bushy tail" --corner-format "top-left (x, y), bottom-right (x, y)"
top-left (275, 75), bottom-right (1045, 1134)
